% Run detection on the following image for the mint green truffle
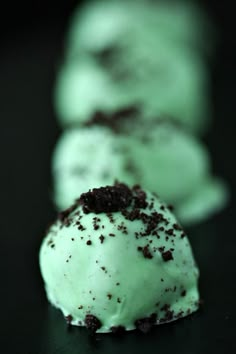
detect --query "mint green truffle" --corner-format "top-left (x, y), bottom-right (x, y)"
top-left (52, 123), bottom-right (227, 225)
top-left (54, 0), bottom-right (212, 133)
top-left (39, 184), bottom-right (199, 333)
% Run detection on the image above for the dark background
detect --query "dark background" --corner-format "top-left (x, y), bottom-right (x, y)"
top-left (1, 1), bottom-right (235, 353)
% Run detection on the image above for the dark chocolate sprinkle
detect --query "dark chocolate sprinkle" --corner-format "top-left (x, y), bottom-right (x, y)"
top-left (161, 304), bottom-right (170, 312)
top-left (132, 185), bottom-right (148, 209)
top-left (86, 240), bottom-right (92, 246)
top-left (166, 228), bottom-right (174, 236)
top-left (85, 106), bottom-right (139, 133)
top-left (163, 310), bottom-right (174, 322)
top-left (84, 314), bottom-right (102, 333)
top-left (173, 223), bottom-right (182, 231)
top-left (142, 245), bottom-right (153, 259)
top-left (158, 246), bottom-right (165, 253)
top-left (79, 183), bottom-right (132, 213)
top-left (161, 250), bottom-right (174, 262)
top-left (99, 235), bottom-right (105, 244)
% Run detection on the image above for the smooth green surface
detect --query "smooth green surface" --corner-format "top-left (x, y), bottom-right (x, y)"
top-left (52, 123), bottom-right (228, 225)
top-left (40, 189), bottom-right (199, 332)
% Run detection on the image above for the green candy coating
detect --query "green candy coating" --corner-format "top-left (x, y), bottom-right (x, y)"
top-left (40, 185), bottom-right (199, 332)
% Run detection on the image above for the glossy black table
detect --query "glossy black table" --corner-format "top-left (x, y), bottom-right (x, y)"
top-left (1, 3), bottom-right (235, 353)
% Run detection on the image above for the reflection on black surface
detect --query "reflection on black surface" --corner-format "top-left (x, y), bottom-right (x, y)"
top-left (39, 304), bottom-right (204, 354)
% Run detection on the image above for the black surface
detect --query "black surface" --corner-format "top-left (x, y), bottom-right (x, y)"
top-left (1, 1), bottom-right (236, 353)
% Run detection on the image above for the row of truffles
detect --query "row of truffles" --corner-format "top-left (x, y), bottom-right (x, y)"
top-left (52, 0), bottom-right (228, 224)
top-left (39, 0), bottom-right (228, 333)
top-left (40, 184), bottom-right (200, 333)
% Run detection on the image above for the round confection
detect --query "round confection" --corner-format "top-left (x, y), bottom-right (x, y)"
top-left (52, 122), bottom-right (228, 225)
top-left (39, 184), bottom-right (200, 333)
top-left (54, 0), bottom-right (212, 133)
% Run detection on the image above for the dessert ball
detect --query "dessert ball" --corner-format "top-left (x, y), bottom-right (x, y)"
top-left (54, 0), bottom-right (212, 133)
top-left (52, 122), bottom-right (227, 224)
top-left (40, 184), bottom-right (200, 333)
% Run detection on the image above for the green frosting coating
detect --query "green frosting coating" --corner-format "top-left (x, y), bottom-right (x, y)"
top-left (40, 184), bottom-right (199, 333)
top-left (52, 122), bottom-right (228, 225)
top-left (54, 0), bottom-right (212, 133)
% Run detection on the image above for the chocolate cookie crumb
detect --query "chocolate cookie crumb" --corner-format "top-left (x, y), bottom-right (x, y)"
top-left (84, 314), bottom-right (102, 332)
top-left (132, 185), bottom-right (148, 209)
top-left (99, 235), bottom-right (105, 244)
top-left (85, 106), bottom-right (139, 133)
top-left (79, 183), bottom-right (132, 213)
top-left (142, 245), bottom-right (153, 259)
top-left (162, 250), bottom-right (174, 262)
top-left (173, 223), bottom-right (182, 231)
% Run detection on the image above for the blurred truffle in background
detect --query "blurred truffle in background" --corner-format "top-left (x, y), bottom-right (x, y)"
top-left (52, 120), bottom-right (227, 225)
top-left (51, 0), bottom-right (228, 225)
top-left (55, 0), bottom-right (215, 134)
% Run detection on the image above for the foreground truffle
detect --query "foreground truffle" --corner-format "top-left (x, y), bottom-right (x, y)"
top-left (39, 183), bottom-right (199, 333)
